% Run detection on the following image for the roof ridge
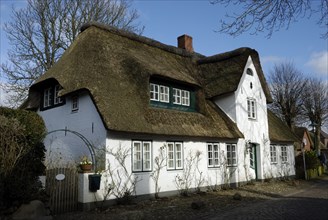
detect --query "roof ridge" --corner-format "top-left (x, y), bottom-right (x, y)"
top-left (197, 47), bottom-right (254, 65)
top-left (80, 22), bottom-right (204, 59)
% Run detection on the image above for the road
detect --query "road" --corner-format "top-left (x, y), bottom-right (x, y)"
top-left (209, 178), bottom-right (328, 220)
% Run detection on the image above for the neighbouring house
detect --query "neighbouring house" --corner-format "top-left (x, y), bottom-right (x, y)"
top-left (294, 127), bottom-right (314, 155)
top-left (22, 22), bottom-right (297, 205)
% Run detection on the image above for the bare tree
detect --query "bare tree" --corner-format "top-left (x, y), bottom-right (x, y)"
top-left (268, 62), bottom-right (307, 130)
top-left (302, 78), bottom-right (328, 155)
top-left (211, 0), bottom-right (328, 38)
top-left (1, 0), bottom-right (143, 107)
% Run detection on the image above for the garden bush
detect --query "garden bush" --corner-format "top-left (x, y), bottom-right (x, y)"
top-left (0, 107), bottom-right (46, 212)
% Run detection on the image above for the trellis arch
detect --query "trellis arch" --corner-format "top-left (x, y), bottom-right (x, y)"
top-left (46, 129), bottom-right (96, 170)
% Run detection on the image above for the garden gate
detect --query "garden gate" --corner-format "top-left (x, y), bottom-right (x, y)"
top-left (46, 168), bottom-right (78, 214)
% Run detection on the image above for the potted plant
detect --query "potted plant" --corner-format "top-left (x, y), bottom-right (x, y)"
top-left (79, 156), bottom-right (92, 172)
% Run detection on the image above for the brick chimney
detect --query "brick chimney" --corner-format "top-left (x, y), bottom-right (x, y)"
top-left (177, 34), bottom-right (194, 52)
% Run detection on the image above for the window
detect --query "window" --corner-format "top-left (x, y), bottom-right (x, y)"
top-left (132, 141), bottom-right (152, 172)
top-left (41, 84), bottom-right (65, 110)
top-left (173, 88), bottom-right (181, 104)
top-left (149, 82), bottom-right (195, 112)
top-left (72, 96), bottom-right (79, 112)
top-left (159, 85), bottom-right (169, 103)
top-left (207, 143), bottom-right (219, 167)
top-left (246, 68), bottom-right (253, 76)
top-left (247, 98), bottom-right (256, 119)
top-left (43, 87), bottom-right (52, 108)
top-left (270, 145), bottom-right (277, 163)
top-left (173, 88), bottom-right (190, 106)
top-left (281, 146), bottom-right (287, 163)
top-left (249, 146), bottom-right (255, 168)
top-left (54, 85), bottom-right (63, 104)
top-left (181, 90), bottom-right (190, 106)
top-left (167, 142), bottom-right (183, 170)
top-left (227, 144), bottom-right (237, 166)
top-left (150, 83), bottom-right (159, 101)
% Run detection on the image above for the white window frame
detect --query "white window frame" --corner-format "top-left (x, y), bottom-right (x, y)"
top-left (181, 90), bottom-right (190, 106)
top-left (54, 85), bottom-right (63, 105)
top-left (150, 83), bottom-right (159, 101)
top-left (281, 145), bottom-right (288, 163)
top-left (247, 98), bottom-right (256, 119)
top-left (72, 96), bottom-right (79, 112)
top-left (173, 88), bottom-right (181, 105)
top-left (207, 143), bottom-right (219, 167)
top-left (167, 142), bottom-right (183, 170)
top-left (270, 145), bottom-right (277, 164)
top-left (43, 87), bottom-right (52, 108)
top-left (132, 141), bottom-right (152, 172)
top-left (227, 144), bottom-right (237, 166)
top-left (159, 85), bottom-right (169, 103)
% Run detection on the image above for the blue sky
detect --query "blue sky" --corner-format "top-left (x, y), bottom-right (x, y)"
top-left (0, 0), bottom-right (327, 106)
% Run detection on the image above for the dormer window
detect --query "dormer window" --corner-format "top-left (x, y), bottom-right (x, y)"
top-left (173, 88), bottom-right (190, 106)
top-left (43, 87), bottom-right (52, 108)
top-left (41, 84), bottom-right (65, 111)
top-left (54, 85), bottom-right (63, 104)
top-left (173, 88), bottom-right (181, 104)
top-left (150, 83), bottom-right (159, 101)
top-left (181, 90), bottom-right (190, 106)
top-left (149, 81), bottom-right (195, 112)
top-left (159, 85), bottom-right (170, 103)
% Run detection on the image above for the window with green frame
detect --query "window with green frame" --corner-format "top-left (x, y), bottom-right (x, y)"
top-left (149, 81), bottom-right (196, 112)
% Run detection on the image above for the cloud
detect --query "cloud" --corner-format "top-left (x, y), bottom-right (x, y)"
top-left (306, 51), bottom-right (328, 76)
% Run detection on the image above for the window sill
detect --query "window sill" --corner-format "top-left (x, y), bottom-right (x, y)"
top-left (167, 168), bottom-right (183, 171)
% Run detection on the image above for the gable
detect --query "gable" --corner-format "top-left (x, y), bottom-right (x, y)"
top-left (196, 48), bottom-right (272, 103)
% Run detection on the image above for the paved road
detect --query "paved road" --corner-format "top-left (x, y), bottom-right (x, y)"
top-left (208, 178), bottom-right (328, 220)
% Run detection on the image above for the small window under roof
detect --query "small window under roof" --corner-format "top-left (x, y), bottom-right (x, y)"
top-left (246, 68), bottom-right (253, 76)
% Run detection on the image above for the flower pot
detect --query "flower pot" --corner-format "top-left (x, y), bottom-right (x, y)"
top-left (80, 164), bottom-right (92, 173)
top-left (89, 174), bottom-right (101, 192)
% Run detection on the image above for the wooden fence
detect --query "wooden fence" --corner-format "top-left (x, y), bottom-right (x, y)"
top-left (46, 168), bottom-right (78, 214)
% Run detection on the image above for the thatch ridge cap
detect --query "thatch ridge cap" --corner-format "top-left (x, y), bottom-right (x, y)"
top-left (197, 47), bottom-right (253, 65)
top-left (81, 22), bottom-right (204, 59)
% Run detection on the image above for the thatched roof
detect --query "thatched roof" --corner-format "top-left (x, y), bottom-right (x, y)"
top-left (23, 22), bottom-right (291, 140)
top-left (196, 48), bottom-right (272, 102)
top-left (24, 22), bottom-right (247, 139)
top-left (268, 110), bottom-right (298, 143)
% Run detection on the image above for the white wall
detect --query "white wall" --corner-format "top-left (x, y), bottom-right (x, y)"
top-left (38, 91), bottom-right (107, 167)
top-left (263, 144), bottom-right (296, 178)
top-left (214, 56), bottom-right (295, 180)
top-left (90, 135), bottom-right (255, 201)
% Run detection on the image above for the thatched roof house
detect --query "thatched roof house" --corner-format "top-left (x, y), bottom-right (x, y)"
top-left (23, 22), bottom-right (292, 142)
